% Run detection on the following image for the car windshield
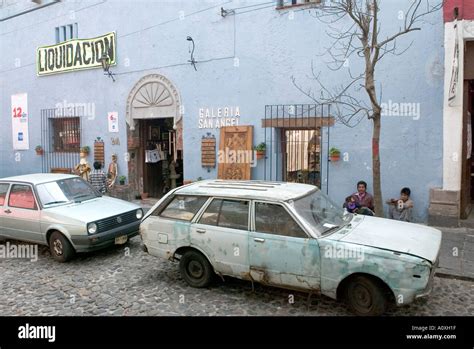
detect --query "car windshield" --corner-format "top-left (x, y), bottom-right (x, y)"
top-left (37, 177), bottom-right (100, 207)
top-left (293, 189), bottom-right (352, 236)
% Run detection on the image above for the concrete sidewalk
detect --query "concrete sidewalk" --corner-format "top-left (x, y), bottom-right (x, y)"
top-left (134, 198), bottom-right (474, 281)
top-left (434, 227), bottom-right (474, 280)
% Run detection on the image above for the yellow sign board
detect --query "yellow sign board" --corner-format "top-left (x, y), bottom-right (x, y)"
top-left (36, 32), bottom-right (116, 76)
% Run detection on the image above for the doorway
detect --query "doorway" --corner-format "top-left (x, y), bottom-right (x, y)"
top-left (461, 80), bottom-right (474, 219)
top-left (138, 117), bottom-right (183, 198)
top-left (125, 74), bottom-right (183, 199)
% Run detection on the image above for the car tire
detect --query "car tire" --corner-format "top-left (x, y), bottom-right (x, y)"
top-left (345, 276), bottom-right (387, 316)
top-left (49, 231), bottom-right (75, 262)
top-left (179, 250), bottom-right (213, 288)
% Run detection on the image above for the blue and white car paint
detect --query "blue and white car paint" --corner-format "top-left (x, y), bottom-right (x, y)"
top-left (141, 180), bottom-right (441, 315)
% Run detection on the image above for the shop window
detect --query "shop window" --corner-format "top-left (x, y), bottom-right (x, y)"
top-left (52, 117), bottom-right (80, 152)
top-left (55, 23), bottom-right (78, 43)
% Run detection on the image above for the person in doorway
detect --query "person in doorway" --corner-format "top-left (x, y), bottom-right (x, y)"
top-left (89, 161), bottom-right (107, 194)
top-left (386, 187), bottom-right (414, 222)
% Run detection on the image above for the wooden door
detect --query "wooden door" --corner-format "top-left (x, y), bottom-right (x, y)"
top-left (461, 81), bottom-right (472, 218)
top-left (218, 126), bottom-right (253, 180)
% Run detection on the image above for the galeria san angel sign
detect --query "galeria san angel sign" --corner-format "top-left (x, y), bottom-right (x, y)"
top-left (36, 32), bottom-right (116, 76)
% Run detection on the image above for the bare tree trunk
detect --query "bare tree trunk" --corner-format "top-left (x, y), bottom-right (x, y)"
top-left (292, 0), bottom-right (441, 217)
top-left (372, 114), bottom-right (383, 217)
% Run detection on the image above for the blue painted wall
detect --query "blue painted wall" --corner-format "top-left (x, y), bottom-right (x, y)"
top-left (0, 0), bottom-right (444, 221)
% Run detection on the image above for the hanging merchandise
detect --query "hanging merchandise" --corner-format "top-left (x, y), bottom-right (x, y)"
top-left (157, 144), bottom-right (167, 160)
top-left (145, 149), bottom-right (161, 163)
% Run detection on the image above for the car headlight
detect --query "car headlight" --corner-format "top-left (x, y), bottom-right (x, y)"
top-left (87, 223), bottom-right (98, 234)
top-left (136, 209), bottom-right (143, 220)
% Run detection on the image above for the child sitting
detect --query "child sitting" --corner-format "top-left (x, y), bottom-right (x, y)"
top-left (344, 196), bottom-right (374, 216)
top-left (386, 187), bottom-right (414, 222)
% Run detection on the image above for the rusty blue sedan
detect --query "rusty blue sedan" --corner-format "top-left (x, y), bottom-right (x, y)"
top-left (140, 180), bottom-right (441, 316)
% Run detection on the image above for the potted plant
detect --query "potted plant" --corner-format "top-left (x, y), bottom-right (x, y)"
top-left (254, 142), bottom-right (266, 160)
top-left (118, 175), bottom-right (126, 185)
top-left (35, 145), bottom-right (44, 155)
top-left (80, 146), bottom-right (90, 157)
top-left (141, 192), bottom-right (149, 200)
top-left (329, 147), bottom-right (341, 162)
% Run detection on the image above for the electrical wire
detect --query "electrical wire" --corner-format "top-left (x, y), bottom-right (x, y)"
top-left (0, 0), bottom-right (278, 75)
top-left (0, 0), bottom-right (107, 37)
top-left (233, 4), bottom-right (275, 15)
top-left (227, 1), bottom-right (274, 11)
top-left (119, 0), bottom-right (233, 39)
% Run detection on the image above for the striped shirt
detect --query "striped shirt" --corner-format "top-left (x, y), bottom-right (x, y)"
top-left (89, 169), bottom-right (107, 194)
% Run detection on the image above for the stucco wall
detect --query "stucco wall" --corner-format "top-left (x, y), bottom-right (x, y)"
top-left (0, 0), bottom-right (444, 221)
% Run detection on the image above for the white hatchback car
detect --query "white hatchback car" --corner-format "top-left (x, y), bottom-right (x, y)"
top-left (140, 180), bottom-right (442, 315)
top-left (0, 174), bottom-right (143, 262)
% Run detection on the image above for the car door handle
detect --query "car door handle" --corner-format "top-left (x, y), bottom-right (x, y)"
top-left (4, 209), bottom-right (11, 214)
top-left (254, 238), bottom-right (265, 243)
top-left (196, 229), bottom-right (206, 234)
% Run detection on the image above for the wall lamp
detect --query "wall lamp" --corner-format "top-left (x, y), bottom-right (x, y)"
top-left (187, 36), bottom-right (197, 71)
top-left (100, 52), bottom-right (116, 82)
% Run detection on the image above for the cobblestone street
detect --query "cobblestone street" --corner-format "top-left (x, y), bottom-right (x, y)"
top-left (1, 237), bottom-right (473, 316)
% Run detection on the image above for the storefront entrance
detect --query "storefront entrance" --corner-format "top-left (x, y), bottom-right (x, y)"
top-left (137, 118), bottom-right (182, 198)
top-left (460, 42), bottom-right (474, 219)
top-left (126, 74), bottom-right (183, 199)
top-left (461, 80), bottom-right (474, 218)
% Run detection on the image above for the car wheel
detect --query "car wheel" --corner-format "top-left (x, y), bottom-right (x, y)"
top-left (179, 250), bottom-right (213, 288)
top-left (345, 276), bottom-right (387, 316)
top-left (49, 231), bottom-right (75, 262)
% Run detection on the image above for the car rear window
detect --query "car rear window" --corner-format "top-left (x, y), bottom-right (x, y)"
top-left (158, 195), bottom-right (208, 221)
top-left (8, 184), bottom-right (37, 210)
top-left (0, 184), bottom-right (9, 206)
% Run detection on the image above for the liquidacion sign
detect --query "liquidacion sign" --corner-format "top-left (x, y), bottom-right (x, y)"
top-left (36, 32), bottom-right (116, 76)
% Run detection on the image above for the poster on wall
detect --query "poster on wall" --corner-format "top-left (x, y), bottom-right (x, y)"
top-left (108, 112), bottom-right (119, 133)
top-left (11, 93), bottom-right (29, 150)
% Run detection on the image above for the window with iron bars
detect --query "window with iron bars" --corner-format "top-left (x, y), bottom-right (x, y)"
top-left (55, 23), bottom-right (78, 43)
top-left (276, 0), bottom-right (321, 9)
top-left (51, 117), bottom-right (80, 152)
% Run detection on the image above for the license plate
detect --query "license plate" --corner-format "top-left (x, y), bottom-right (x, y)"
top-left (115, 235), bottom-right (128, 245)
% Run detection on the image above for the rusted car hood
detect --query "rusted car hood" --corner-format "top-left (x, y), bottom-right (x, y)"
top-left (337, 216), bottom-right (442, 263)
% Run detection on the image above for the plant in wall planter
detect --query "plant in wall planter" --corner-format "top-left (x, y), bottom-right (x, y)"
top-left (80, 146), bottom-right (90, 157)
top-left (118, 175), bottom-right (126, 185)
top-left (329, 147), bottom-right (341, 162)
top-left (254, 142), bottom-right (266, 160)
top-left (35, 145), bottom-right (44, 155)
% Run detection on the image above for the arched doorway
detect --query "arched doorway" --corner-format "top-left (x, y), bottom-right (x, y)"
top-left (126, 74), bottom-right (183, 199)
